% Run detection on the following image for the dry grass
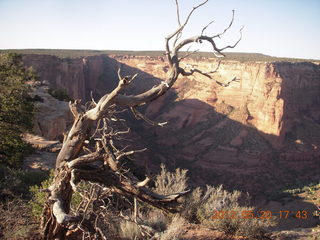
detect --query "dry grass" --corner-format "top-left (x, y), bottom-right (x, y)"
top-left (0, 198), bottom-right (40, 239)
top-left (158, 215), bottom-right (187, 240)
top-left (145, 210), bottom-right (169, 232)
top-left (119, 220), bottom-right (142, 240)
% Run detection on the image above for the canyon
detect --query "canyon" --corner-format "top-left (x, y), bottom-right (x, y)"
top-left (22, 53), bottom-right (320, 203)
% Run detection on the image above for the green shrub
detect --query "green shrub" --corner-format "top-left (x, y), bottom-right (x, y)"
top-left (48, 88), bottom-right (72, 102)
top-left (29, 170), bottom-right (54, 220)
top-left (69, 181), bottom-right (91, 214)
top-left (29, 174), bottom-right (92, 221)
top-left (0, 165), bottom-right (48, 199)
top-left (0, 133), bottom-right (34, 168)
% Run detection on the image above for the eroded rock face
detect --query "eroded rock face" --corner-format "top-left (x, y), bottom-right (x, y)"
top-left (23, 55), bottom-right (116, 101)
top-left (114, 56), bottom-right (320, 146)
top-left (113, 55), bottom-right (320, 195)
top-left (22, 54), bottom-right (320, 196)
top-left (29, 85), bottom-right (73, 140)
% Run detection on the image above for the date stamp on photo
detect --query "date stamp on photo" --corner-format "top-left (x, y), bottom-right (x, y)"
top-left (211, 210), bottom-right (309, 220)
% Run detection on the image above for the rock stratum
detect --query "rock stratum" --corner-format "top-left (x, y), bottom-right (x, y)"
top-left (22, 54), bottom-right (320, 199)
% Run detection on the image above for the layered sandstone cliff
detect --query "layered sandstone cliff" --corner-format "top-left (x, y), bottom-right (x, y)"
top-left (22, 54), bottom-right (320, 196)
top-left (112, 55), bottom-right (320, 148)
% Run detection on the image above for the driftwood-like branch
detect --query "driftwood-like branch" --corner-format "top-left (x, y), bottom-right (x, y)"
top-left (101, 140), bottom-right (120, 172)
top-left (78, 168), bottom-right (190, 213)
top-left (180, 61), bottom-right (221, 78)
top-left (69, 99), bottom-right (83, 119)
top-left (44, 1), bottom-right (242, 238)
top-left (168, 0), bottom-right (210, 42)
top-left (173, 25), bottom-right (243, 57)
top-left (85, 69), bottom-right (138, 120)
top-left (178, 48), bottom-right (199, 62)
top-left (166, 0), bottom-right (209, 65)
top-left (131, 107), bottom-right (167, 127)
top-left (67, 152), bottom-right (104, 169)
top-left (116, 148), bottom-right (147, 161)
top-left (90, 91), bottom-right (97, 106)
top-left (136, 160), bottom-right (152, 187)
top-left (51, 166), bottom-right (189, 229)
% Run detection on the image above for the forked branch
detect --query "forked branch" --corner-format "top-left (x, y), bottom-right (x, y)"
top-left (166, 0), bottom-right (243, 81)
top-left (45, 1), bottom-right (242, 238)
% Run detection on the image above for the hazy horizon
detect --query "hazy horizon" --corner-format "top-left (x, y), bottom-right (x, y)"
top-left (2, 48), bottom-right (320, 61)
top-left (1, 0), bottom-right (319, 60)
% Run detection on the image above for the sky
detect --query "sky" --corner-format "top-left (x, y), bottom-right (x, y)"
top-left (0, 0), bottom-right (319, 59)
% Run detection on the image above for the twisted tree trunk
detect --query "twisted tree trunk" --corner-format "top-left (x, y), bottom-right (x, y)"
top-left (41, 1), bottom-right (241, 239)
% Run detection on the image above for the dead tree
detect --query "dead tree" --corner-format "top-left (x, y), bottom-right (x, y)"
top-left (42, 0), bottom-right (242, 239)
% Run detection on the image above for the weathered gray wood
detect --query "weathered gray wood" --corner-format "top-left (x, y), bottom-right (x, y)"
top-left (42, 1), bottom-right (241, 238)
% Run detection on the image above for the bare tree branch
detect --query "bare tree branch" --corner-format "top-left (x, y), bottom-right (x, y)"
top-left (43, 1), bottom-right (242, 238)
top-left (116, 148), bottom-right (147, 161)
top-left (167, 0), bottom-right (209, 42)
top-left (69, 99), bottom-right (83, 119)
top-left (175, 0), bottom-right (181, 26)
top-left (85, 68), bottom-right (138, 120)
top-left (210, 10), bottom-right (235, 38)
top-left (180, 61), bottom-right (220, 79)
top-left (178, 48), bottom-right (200, 62)
top-left (131, 106), bottom-right (167, 127)
top-left (67, 152), bottom-right (104, 169)
top-left (201, 20), bottom-right (214, 36)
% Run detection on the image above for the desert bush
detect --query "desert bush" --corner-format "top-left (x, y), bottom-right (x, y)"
top-left (144, 210), bottom-right (169, 232)
top-left (153, 164), bottom-right (188, 195)
top-left (181, 185), bottom-right (275, 239)
top-left (151, 164), bottom-right (275, 238)
top-left (180, 186), bottom-right (202, 221)
top-left (196, 185), bottom-right (242, 224)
